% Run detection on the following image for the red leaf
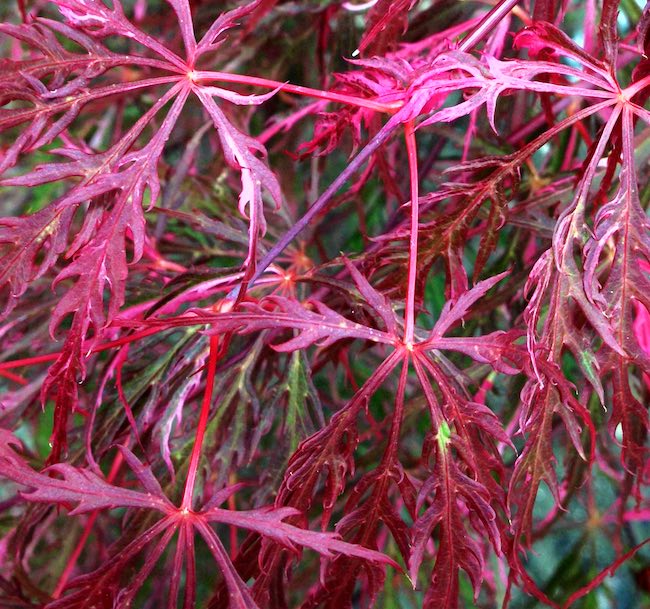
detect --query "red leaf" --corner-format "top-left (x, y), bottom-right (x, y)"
top-left (130, 296), bottom-right (395, 350)
top-left (0, 205), bottom-right (75, 317)
top-left (195, 87), bottom-right (282, 274)
top-left (0, 431), bottom-right (173, 514)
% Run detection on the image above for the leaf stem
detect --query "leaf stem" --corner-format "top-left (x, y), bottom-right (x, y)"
top-left (0, 369), bottom-right (27, 384)
top-left (238, 113), bottom-right (405, 297)
top-left (181, 335), bottom-right (221, 510)
top-left (192, 70), bottom-right (400, 114)
top-left (404, 121), bottom-right (419, 345)
top-left (458, 0), bottom-right (521, 52)
top-left (0, 328), bottom-right (162, 371)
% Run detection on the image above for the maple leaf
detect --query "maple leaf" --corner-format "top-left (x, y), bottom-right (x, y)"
top-left (508, 372), bottom-right (591, 547)
top-left (0, 81), bottom-right (185, 321)
top-left (194, 85), bottom-right (283, 277)
top-left (300, 469), bottom-right (413, 608)
top-left (30, 89), bottom-right (189, 461)
top-left (3, 1), bottom-right (650, 607)
top-left (45, 516), bottom-right (180, 609)
top-left (290, 360), bottom-right (414, 608)
top-left (264, 272), bottom-right (518, 606)
top-left (128, 258), bottom-right (399, 350)
top-left (0, 431), bottom-right (173, 513)
top-left (514, 26), bottom-right (650, 505)
top-left (583, 106), bottom-right (650, 480)
top-left (504, 366), bottom-right (596, 608)
top-left (132, 296), bottom-right (393, 350)
top-left (507, 75), bottom-right (627, 598)
top-left (0, 1), bottom-right (285, 460)
top-left (196, 498), bottom-right (399, 609)
top-left (275, 350), bottom-right (403, 523)
top-left (355, 37), bottom-right (620, 298)
top-left (0, 204), bottom-right (75, 317)
top-left (408, 354), bottom-right (504, 609)
top-left (410, 455), bottom-right (496, 608)
top-left (0, 15), bottom-right (182, 174)
top-left (229, 348), bottom-right (399, 605)
top-left (0, 429), bottom-right (396, 609)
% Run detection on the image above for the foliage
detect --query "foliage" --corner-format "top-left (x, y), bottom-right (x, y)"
top-left (0, 0), bottom-right (649, 607)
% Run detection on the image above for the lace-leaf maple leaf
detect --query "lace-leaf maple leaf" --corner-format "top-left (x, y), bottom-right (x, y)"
top-left (505, 366), bottom-right (595, 608)
top-left (0, 431), bottom-right (173, 513)
top-left (45, 516), bottom-right (179, 609)
top-left (409, 354), bottom-right (504, 609)
top-left (0, 15), bottom-right (181, 173)
top-left (0, 428), bottom-right (396, 609)
top-left (141, 297), bottom-right (393, 350)
top-left (31, 87), bottom-right (189, 461)
top-left (3, 1), bottom-right (650, 607)
top-left (0, 205), bottom-right (75, 316)
top-left (342, 256), bottom-right (400, 336)
top-left (294, 361), bottom-right (415, 608)
top-left (132, 261), bottom-right (399, 350)
top-left (245, 350), bottom-right (403, 608)
top-left (52, 0), bottom-right (187, 67)
top-left (194, 1), bottom-right (261, 58)
top-left (194, 86), bottom-right (282, 276)
top-left (203, 504), bottom-right (399, 566)
top-left (507, 371), bottom-right (592, 547)
top-left (0, 1), bottom-right (285, 461)
top-left (583, 106), bottom-right (650, 480)
top-left (274, 351), bottom-right (403, 523)
top-left (257, 273), bottom-right (519, 606)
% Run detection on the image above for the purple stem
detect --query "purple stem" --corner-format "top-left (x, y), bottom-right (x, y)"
top-left (228, 112), bottom-right (405, 298)
top-left (229, 0), bottom-right (521, 299)
top-left (458, 0), bottom-right (520, 52)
